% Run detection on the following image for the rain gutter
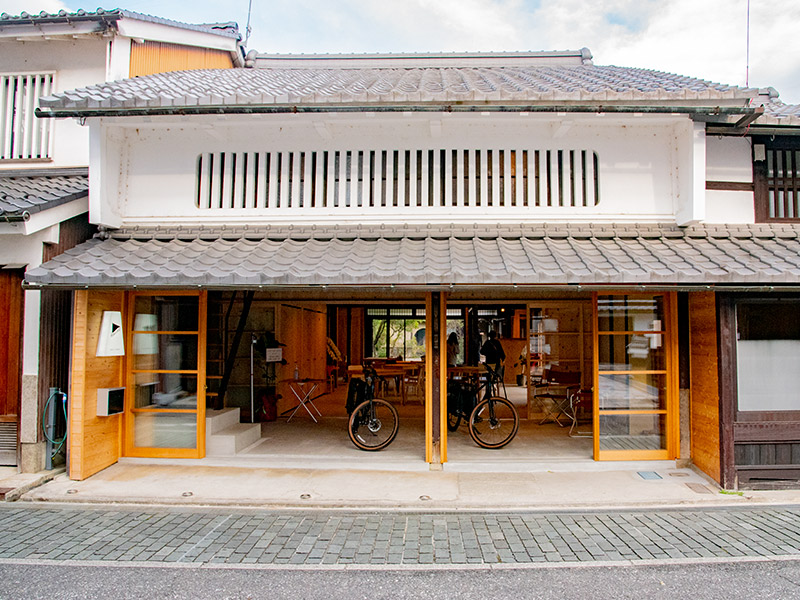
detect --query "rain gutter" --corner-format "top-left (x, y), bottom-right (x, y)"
top-left (36, 104), bottom-right (759, 119)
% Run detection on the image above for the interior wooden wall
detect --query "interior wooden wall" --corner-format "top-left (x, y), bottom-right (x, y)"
top-left (276, 303), bottom-right (327, 413)
top-left (350, 308), bottom-right (364, 365)
top-left (69, 290), bottom-right (124, 480)
top-left (689, 292), bottom-right (721, 483)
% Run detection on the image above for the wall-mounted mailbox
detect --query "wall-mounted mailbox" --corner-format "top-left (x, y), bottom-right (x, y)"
top-left (97, 387), bottom-right (125, 416)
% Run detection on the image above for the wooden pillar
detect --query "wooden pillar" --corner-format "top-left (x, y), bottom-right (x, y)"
top-left (425, 292), bottom-right (448, 464)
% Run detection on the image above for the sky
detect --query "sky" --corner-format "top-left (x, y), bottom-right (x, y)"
top-left (5, 0), bottom-right (800, 103)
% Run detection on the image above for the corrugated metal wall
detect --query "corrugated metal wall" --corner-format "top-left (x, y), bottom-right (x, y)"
top-left (37, 214), bottom-right (96, 444)
top-left (130, 41), bottom-right (234, 77)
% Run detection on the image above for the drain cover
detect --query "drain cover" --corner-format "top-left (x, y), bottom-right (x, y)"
top-left (637, 471), bottom-right (662, 480)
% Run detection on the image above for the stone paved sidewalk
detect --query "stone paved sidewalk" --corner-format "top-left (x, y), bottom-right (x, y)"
top-left (1, 505), bottom-right (800, 567)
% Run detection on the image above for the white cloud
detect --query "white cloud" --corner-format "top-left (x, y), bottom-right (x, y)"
top-left (25, 0), bottom-right (799, 103)
top-left (1, 0), bottom-right (68, 15)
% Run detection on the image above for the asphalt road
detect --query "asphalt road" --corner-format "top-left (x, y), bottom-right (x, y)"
top-left (1, 559), bottom-right (800, 600)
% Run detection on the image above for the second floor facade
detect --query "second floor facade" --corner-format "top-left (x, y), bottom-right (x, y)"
top-left (0, 8), bottom-right (241, 170)
top-left (34, 50), bottom-right (800, 230)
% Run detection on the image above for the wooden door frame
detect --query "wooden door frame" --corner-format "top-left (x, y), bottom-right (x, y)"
top-left (123, 289), bottom-right (207, 459)
top-left (592, 291), bottom-right (680, 461)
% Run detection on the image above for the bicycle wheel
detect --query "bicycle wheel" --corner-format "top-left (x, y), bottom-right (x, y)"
top-left (468, 396), bottom-right (519, 449)
top-left (348, 398), bottom-right (399, 451)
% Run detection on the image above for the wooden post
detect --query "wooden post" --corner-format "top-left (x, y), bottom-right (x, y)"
top-left (425, 291), bottom-right (448, 465)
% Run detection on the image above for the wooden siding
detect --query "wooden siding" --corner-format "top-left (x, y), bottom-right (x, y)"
top-left (37, 214), bottom-right (95, 442)
top-left (129, 41), bottom-right (233, 77)
top-left (689, 292), bottom-right (721, 483)
top-left (69, 290), bottom-right (124, 480)
top-left (0, 269), bottom-right (23, 423)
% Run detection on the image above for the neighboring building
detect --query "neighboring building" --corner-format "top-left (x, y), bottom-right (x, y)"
top-left (26, 49), bottom-right (800, 490)
top-left (0, 8), bottom-right (242, 471)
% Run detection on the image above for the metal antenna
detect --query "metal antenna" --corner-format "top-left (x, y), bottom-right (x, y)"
top-left (245, 0), bottom-right (253, 47)
top-left (745, 0), bottom-right (750, 87)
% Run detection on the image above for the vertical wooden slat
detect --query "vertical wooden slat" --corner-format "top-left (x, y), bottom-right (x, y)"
top-left (0, 76), bottom-right (8, 158)
top-left (373, 150), bottom-right (382, 208)
top-left (325, 151), bottom-right (335, 208)
top-left (515, 149), bottom-right (524, 208)
top-left (360, 150), bottom-right (370, 208)
top-left (232, 151), bottom-right (245, 209)
top-left (456, 149), bottom-right (465, 207)
top-left (396, 150), bottom-right (405, 207)
top-left (337, 150), bottom-right (347, 208)
top-left (31, 74), bottom-right (43, 158)
top-left (431, 148), bottom-right (441, 207)
top-left (314, 151), bottom-right (324, 208)
top-left (42, 74), bottom-right (53, 158)
top-left (256, 152), bottom-right (268, 209)
top-left (12, 75), bottom-right (24, 158)
top-left (197, 153), bottom-right (211, 209)
top-left (22, 75), bottom-right (34, 158)
top-left (408, 150), bottom-right (417, 207)
top-left (279, 151), bottom-right (290, 208)
top-left (502, 149), bottom-right (511, 207)
top-left (290, 151), bottom-right (301, 208)
top-left (478, 150), bottom-right (488, 207)
top-left (300, 151), bottom-right (311, 209)
top-left (267, 151), bottom-right (279, 209)
top-left (209, 152), bottom-right (222, 209)
top-left (220, 152), bottom-right (235, 209)
top-left (383, 150), bottom-right (391, 208)
top-left (243, 152), bottom-right (257, 209)
top-left (491, 149), bottom-right (500, 207)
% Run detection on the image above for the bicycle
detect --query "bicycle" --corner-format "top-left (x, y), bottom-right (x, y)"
top-left (347, 367), bottom-right (399, 451)
top-left (447, 364), bottom-right (519, 449)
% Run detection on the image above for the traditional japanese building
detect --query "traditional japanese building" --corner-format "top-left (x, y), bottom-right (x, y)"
top-left (25, 48), bottom-right (800, 489)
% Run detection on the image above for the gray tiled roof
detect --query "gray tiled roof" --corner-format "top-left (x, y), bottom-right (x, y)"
top-left (0, 168), bottom-right (88, 217)
top-left (36, 64), bottom-right (756, 116)
top-left (24, 223), bottom-right (800, 288)
top-left (759, 101), bottom-right (800, 127)
top-left (0, 8), bottom-right (240, 39)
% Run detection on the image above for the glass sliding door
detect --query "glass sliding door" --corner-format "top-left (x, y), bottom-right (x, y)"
top-left (594, 293), bottom-right (678, 460)
top-left (125, 291), bottom-right (207, 458)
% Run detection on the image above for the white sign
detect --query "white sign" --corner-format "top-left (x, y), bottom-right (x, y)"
top-left (265, 348), bottom-right (283, 363)
top-left (96, 311), bottom-right (125, 356)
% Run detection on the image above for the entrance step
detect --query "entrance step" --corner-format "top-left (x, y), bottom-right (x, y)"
top-left (205, 408), bottom-right (241, 435)
top-left (205, 408), bottom-right (262, 456)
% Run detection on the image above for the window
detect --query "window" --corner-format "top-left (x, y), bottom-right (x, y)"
top-left (736, 300), bottom-right (800, 412)
top-left (367, 307), bottom-right (426, 359)
top-left (753, 137), bottom-right (800, 222)
top-left (195, 148), bottom-right (600, 210)
top-left (1, 73), bottom-right (54, 161)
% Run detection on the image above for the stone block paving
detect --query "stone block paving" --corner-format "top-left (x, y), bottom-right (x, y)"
top-left (1, 505), bottom-right (799, 566)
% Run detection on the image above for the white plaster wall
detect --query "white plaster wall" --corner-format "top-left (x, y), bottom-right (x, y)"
top-left (99, 112), bottom-right (692, 226)
top-left (704, 136), bottom-right (755, 224)
top-left (706, 136), bottom-right (752, 182)
top-left (705, 190), bottom-right (755, 223)
top-left (0, 38), bottom-right (107, 168)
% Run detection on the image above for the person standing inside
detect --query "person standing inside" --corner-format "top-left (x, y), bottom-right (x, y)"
top-left (480, 330), bottom-right (506, 378)
top-left (446, 332), bottom-right (459, 367)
